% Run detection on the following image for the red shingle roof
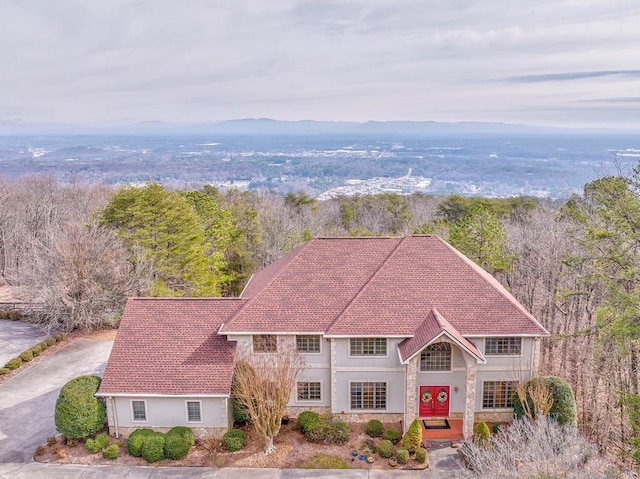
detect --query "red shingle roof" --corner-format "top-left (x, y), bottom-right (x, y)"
top-left (98, 297), bottom-right (246, 396)
top-left (398, 309), bottom-right (485, 363)
top-left (222, 236), bottom-right (548, 337)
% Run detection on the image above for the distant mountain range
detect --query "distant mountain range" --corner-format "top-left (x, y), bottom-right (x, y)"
top-left (1, 118), bottom-right (638, 136)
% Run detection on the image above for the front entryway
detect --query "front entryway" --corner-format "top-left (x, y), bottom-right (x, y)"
top-left (419, 385), bottom-right (450, 417)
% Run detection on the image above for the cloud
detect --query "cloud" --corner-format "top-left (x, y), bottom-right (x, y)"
top-left (501, 70), bottom-right (640, 83)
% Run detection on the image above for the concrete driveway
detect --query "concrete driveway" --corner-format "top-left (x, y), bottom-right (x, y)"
top-left (0, 338), bottom-right (113, 463)
top-left (0, 320), bottom-right (52, 366)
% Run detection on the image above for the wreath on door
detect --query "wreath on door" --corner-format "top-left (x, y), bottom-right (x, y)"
top-left (421, 390), bottom-right (432, 404)
top-left (437, 388), bottom-right (448, 405)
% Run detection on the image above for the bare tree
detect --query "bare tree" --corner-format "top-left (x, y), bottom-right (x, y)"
top-left (232, 342), bottom-right (306, 454)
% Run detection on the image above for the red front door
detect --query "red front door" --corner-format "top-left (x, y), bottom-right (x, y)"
top-left (419, 385), bottom-right (450, 417)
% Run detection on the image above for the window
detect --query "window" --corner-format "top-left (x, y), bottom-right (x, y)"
top-left (485, 337), bottom-right (522, 355)
top-left (420, 342), bottom-right (451, 371)
top-left (349, 338), bottom-right (387, 356)
top-left (482, 381), bottom-right (516, 409)
top-left (253, 334), bottom-right (277, 352)
top-left (297, 381), bottom-right (321, 401)
top-left (296, 335), bottom-right (321, 353)
top-left (131, 400), bottom-right (147, 421)
top-left (350, 382), bottom-right (387, 410)
top-left (186, 401), bottom-right (202, 422)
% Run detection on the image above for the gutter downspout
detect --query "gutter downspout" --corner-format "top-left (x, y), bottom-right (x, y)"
top-left (110, 397), bottom-right (120, 438)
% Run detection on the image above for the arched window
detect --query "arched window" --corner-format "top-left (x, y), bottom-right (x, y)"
top-left (420, 342), bottom-right (451, 371)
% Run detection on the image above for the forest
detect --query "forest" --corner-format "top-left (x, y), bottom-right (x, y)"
top-left (1, 171), bottom-right (639, 467)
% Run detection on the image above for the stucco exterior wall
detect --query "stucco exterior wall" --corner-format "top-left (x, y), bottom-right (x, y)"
top-left (105, 396), bottom-right (230, 439)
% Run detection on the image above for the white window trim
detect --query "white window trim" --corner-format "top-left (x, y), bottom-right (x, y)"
top-left (131, 399), bottom-right (148, 422)
top-left (484, 337), bottom-right (523, 357)
top-left (296, 335), bottom-right (323, 355)
top-left (348, 380), bottom-right (388, 412)
top-left (251, 334), bottom-right (278, 354)
top-left (348, 338), bottom-right (389, 358)
top-left (481, 380), bottom-right (516, 410)
top-left (185, 400), bottom-right (203, 423)
top-left (296, 380), bottom-right (323, 403)
top-left (419, 343), bottom-right (452, 372)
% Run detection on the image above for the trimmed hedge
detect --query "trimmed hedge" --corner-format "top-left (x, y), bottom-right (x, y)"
top-left (383, 429), bottom-right (402, 445)
top-left (223, 429), bottom-right (247, 452)
top-left (297, 411), bottom-right (320, 433)
top-left (102, 444), bottom-right (119, 460)
top-left (54, 375), bottom-right (106, 439)
top-left (415, 447), bottom-right (428, 464)
top-left (378, 439), bottom-right (395, 458)
top-left (164, 426), bottom-right (195, 460)
top-left (127, 428), bottom-right (155, 457)
top-left (365, 419), bottom-right (384, 438)
top-left (513, 376), bottom-right (577, 426)
top-left (5, 357), bottom-right (22, 370)
top-left (141, 432), bottom-right (166, 463)
top-left (396, 447), bottom-right (409, 465)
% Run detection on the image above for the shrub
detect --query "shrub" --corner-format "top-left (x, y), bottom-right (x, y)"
top-left (365, 419), bottom-right (384, 438)
top-left (396, 447), bottom-right (409, 465)
top-left (95, 433), bottom-right (109, 449)
top-left (303, 454), bottom-right (351, 469)
top-left (47, 337), bottom-right (57, 346)
top-left (232, 397), bottom-right (250, 425)
top-left (473, 421), bottom-right (491, 446)
top-left (378, 439), bottom-right (395, 458)
top-left (164, 426), bottom-right (195, 460)
top-left (492, 422), bottom-right (504, 434)
top-left (47, 436), bottom-right (57, 446)
top-left (54, 333), bottom-right (67, 342)
top-left (383, 429), bottom-right (402, 444)
top-left (141, 432), bottom-right (166, 463)
top-left (127, 428), bottom-right (155, 457)
top-left (514, 376), bottom-right (577, 427)
top-left (297, 411), bottom-right (320, 433)
top-left (6, 357), bottom-right (22, 370)
top-left (399, 419), bottom-right (422, 453)
top-left (223, 429), bottom-right (247, 452)
top-left (30, 345), bottom-right (42, 357)
top-left (415, 447), bottom-right (428, 464)
top-left (85, 439), bottom-right (99, 453)
top-left (102, 444), bottom-right (119, 460)
top-left (19, 350), bottom-right (33, 362)
top-left (38, 341), bottom-right (48, 350)
top-left (304, 417), bottom-right (350, 444)
top-left (54, 375), bottom-right (106, 440)
top-left (0, 367), bottom-right (9, 375)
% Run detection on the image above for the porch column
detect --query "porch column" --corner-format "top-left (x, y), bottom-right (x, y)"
top-left (463, 356), bottom-right (477, 439)
top-left (405, 355), bottom-right (418, 431)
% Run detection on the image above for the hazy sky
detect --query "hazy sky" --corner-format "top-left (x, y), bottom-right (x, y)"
top-left (2, 0), bottom-right (640, 128)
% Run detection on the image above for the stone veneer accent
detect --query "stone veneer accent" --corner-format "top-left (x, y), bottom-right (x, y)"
top-left (333, 412), bottom-right (404, 424)
top-left (405, 355), bottom-right (418, 432)
top-left (463, 355), bottom-right (477, 439)
top-left (474, 411), bottom-right (514, 424)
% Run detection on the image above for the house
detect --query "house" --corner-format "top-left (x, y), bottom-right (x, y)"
top-left (97, 235), bottom-right (548, 439)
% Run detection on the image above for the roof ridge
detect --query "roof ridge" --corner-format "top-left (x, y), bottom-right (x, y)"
top-left (434, 236), bottom-right (549, 336)
top-left (326, 236), bottom-right (407, 333)
top-left (130, 297), bottom-right (246, 301)
top-left (220, 239), bottom-right (317, 332)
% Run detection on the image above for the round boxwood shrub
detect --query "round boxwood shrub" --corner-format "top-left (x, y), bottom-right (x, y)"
top-left (365, 419), bottom-right (384, 438)
top-left (5, 357), bottom-right (22, 370)
top-left (164, 426), bottom-right (195, 460)
top-left (85, 433), bottom-right (109, 453)
top-left (142, 432), bottom-right (166, 463)
top-left (0, 367), bottom-right (10, 375)
top-left (19, 350), bottom-right (33, 362)
top-left (513, 376), bottom-right (577, 427)
top-left (102, 444), bottom-right (119, 460)
top-left (223, 428), bottom-right (247, 452)
top-left (30, 345), bottom-right (42, 357)
top-left (47, 337), bottom-right (57, 346)
top-left (127, 428), bottom-right (155, 457)
top-left (378, 439), bottom-right (395, 458)
top-left (396, 447), bottom-right (409, 465)
top-left (383, 429), bottom-right (402, 445)
top-left (297, 411), bottom-right (320, 433)
top-left (415, 447), bottom-right (428, 464)
top-left (54, 375), bottom-right (106, 440)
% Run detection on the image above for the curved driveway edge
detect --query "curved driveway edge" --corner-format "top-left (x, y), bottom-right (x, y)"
top-left (0, 338), bottom-right (113, 463)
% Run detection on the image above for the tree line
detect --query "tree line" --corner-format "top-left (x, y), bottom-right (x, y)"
top-left (1, 173), bottom-right (639, 466)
